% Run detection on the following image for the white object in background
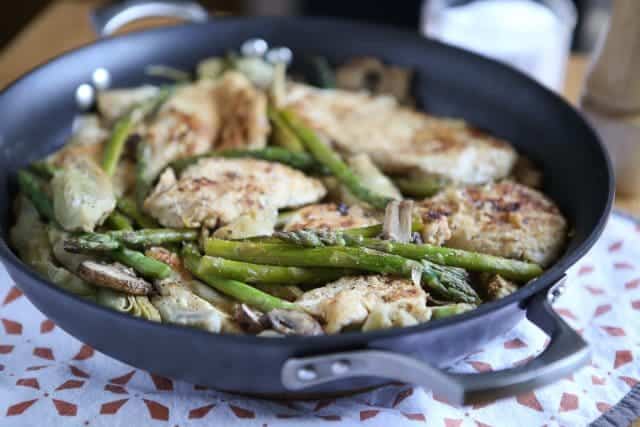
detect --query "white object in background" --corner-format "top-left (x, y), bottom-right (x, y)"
top-left (581, 0), bottom-right (640, 197)
top-left (421, 0), bottom-right (576, 91)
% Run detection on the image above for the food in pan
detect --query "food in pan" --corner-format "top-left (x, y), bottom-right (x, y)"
top-left (10, 48), bottom-right (566, 336)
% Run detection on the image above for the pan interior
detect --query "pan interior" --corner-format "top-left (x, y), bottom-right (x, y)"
top-left (0, 17), bottom-right (612, 321)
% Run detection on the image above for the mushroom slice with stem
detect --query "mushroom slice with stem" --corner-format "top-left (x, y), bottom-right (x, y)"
top-left (77, 261), bottom-right (152, 295)
top-left (233, 304), bottom-right (268, 333)
top-left (265, 309), bottom-right (324, 336)
top-left (381, 200), bottom-right (414, 243)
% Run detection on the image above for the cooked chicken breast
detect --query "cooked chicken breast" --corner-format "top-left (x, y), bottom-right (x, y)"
top-left (139, 79), bottom-right (219, 183)
top-left (144, 158), bottom-right (326, 228)
top-left (296, 275), bottom-right (430, 333)
top-left (284, 83), bottom-right (517, 184)
top-left (137, 71), bottom-right (270, 184)
top-left (282, 203), bottom-right (379, 232)
top-left (414, 180), bottom-right (567, 266)
top-left (212, 71), bottom-right (270, 150)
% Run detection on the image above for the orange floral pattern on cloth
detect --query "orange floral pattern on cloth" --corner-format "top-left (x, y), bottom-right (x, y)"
top-left (0, 213), bottom-right (638, 426)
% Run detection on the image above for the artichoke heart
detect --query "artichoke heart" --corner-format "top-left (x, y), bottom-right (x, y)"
top-left (11, 196), bottom-right (95, 296)
top-left (96, 288), bottom-right (161, 321)
top-left (51, 159), bottom-right (116, 232)
top-left (151, 281), bottom-right (239, 333)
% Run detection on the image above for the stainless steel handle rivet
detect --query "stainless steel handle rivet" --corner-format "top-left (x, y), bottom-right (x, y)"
top-left (240, 38), bottom-right (269, 58)
top-left (265, 47), bottom-right (293, 65)
top-left (75, 83), bottom-right (96, 110)
top-left (296, 366), bottom-right (317, 381)
top-left (331, 360), bottom-right (351, 375)
top-left (92, 68), bottom-right (112, 90)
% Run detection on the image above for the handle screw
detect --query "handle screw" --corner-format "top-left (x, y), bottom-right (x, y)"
top-left (331, 360), bottom-right (351, 375)
top-left (297, 365), bottom-right (317, 382)
top-left (241, 38), bottom-right (269, 57)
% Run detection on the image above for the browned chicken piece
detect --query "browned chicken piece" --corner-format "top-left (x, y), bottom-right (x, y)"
top-left (137, 71), bottom-right (271, 184)
top-left (282, 203), bottom-right (379, 232)
top-left (414, 180), bottom-right (567, 267)
top-left (212, 71), bottom-right (270, 150)
top-left (144, 158), bottom-right (326, 228)
top-left (284, 83), bottom-right (517, 184)
top-left (296, 275), bottom-right (430, 334)
top-left (139, 79), bottom-right (219, 184)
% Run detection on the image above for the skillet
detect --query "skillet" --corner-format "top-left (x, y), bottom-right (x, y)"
top-left (0, 0), bottom-right (613, 404)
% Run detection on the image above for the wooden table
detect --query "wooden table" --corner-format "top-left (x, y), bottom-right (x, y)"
top-left (0, 0), bottom-right (637, 216)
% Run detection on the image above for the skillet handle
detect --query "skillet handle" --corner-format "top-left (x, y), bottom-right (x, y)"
top-left (281, 277), bottom-right (590, 405)
top-left (91, 0), bottom-right (208, 37)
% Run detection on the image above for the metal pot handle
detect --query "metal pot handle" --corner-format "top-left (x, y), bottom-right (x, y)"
top-left (282, 277), bottom-right (590, 405)
top-left (91, 0), bottom-right (208, 37)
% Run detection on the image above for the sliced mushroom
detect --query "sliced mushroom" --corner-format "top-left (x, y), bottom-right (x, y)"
top-left (382, 200), bottom-right (413, 243)
top-left (77, 261), bottom-right (152, 295)
top-left (265, 309), bottom-right (324, 336)
top-left (335, 57), bottom-right (413, 105)
top-left (233, 304), bottom-right (268, 333)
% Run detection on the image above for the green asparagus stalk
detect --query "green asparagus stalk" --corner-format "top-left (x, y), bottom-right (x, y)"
top-left (105, 211), bottom-right (134, 231)
top-left (102, 86), bottom-right (174, 177)
top-left (268, 107), bottom-right (305, 152)
top-left (197, 255), bottom-right (351, 286)
top-left (169, 147), bottom-right (326, 175)
top-left (307, 56), bottom-right (336, 89)
top-left (280, 108), bottom-right (393, 209)
top-left (109, 247), bottom-right (171, 280)
top-left (64, 233), bottom-right (121, 252)
top-left (393, 176), bottom-right (449, 198)
top-left (117, 197), bottom-right (158, 229)
top-left (272, 229), bottom-right (541, 282)
top-left (64, 228), bottom-right (198, 252)
top-left (102, 116), bottom-right (133, 176)
top-left (204, 238), bottom-right (479, 303)
top-left (29, 161), bottom-right (61, 179)
top-left (182, 244), bottom-right (298, 312)
top-left (17, 170), bottom-right (56, 223)
top-left (430, 303), bottom-right (475, 320)
top-left (135, 141), bottom-right (154, 210)
top-left (359, 239), bottom-right (542, 283)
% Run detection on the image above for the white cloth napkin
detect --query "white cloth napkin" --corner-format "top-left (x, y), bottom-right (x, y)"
top-left (0, 213), bottom-right (638, 426)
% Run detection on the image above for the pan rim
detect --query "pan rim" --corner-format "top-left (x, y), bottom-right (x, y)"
top-left (0, 15), bottom-right (615, 346)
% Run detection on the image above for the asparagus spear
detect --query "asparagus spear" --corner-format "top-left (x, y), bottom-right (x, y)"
top-left (64, 233), bottom-right (120, 252)
top-left (197, 255), bottom-right (351, 286)
top-left (102, 115), bottom-right (133, 176)
top-left (279, 108), bottom-right (393, 209)
top-left (182, 244), bottom-right (298, 312)
top-left (306, 56), bottom-right (336, 89)
top-left (430, 303), bottom-right (475, 320)
top-left (117, 197), bottom-right (158, 228)
top-left (135, 141), bottom-right (154, 210)
top-left (268, 107), bottom-right (305, 152)
top-left (393, 176), bottom-right (449, 198)
top-left (29, 161), bottom-right (61, 179)
top-left (17, 170), bottom-right (56, 222)
top-left (360, 239), bottom-right (542, 283)
top-left (64, 228), bottom-right (198, 252)
top-left (105, 211), bottom-right (134, 231)
top-left (169, 147), bottom-right (326, 175)
top-left (273, 230), bottom-right (541, 283)
top-left (204, 238), bottom-right (479, 303)
top-left (102, 86), bottom-right (174, 177)
top-left (109, 247), bottom-right (171, 280)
